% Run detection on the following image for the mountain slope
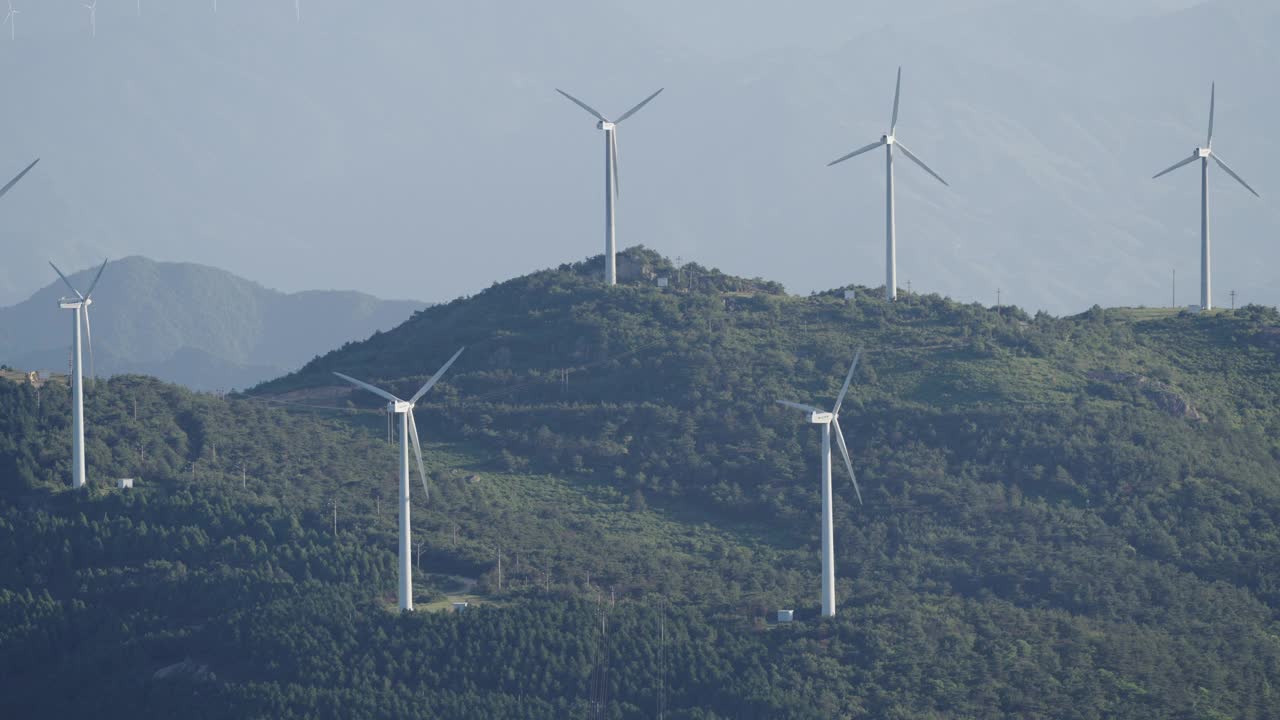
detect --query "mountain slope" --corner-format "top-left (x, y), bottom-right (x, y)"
top-left (0, 257), bottom-right (424, 390)
top-left (2, 251), bottom-right (1279, 717)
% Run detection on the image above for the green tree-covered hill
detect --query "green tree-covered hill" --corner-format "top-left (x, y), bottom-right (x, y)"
top-left (3, 248), bottom-right (1280, 718)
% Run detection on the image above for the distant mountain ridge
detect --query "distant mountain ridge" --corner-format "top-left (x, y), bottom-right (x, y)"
top-left (0, 256), bottom-right (425, 390)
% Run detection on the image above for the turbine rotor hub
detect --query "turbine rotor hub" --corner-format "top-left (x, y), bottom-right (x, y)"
top-left (884, 134), bottom-right (895, 145)
top-left (391, 400), bottom-right (412, 413)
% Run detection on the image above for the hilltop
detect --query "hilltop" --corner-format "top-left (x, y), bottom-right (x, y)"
top-left (2, 249), bottom-right (1279, 718)
top-left (0, 257), bottom-right (424, 391)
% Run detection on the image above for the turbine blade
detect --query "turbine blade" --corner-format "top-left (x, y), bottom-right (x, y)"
top-left (831, 418), bottom-right (862, 505)
top-left (827, 139), bottom-right (886, 167)
top-left (84, 259), bottom-right (108, 298)
top-left (0, 158), bottom-right (39, 201)
top-left (48, 261), bottom-right (84, 299)
top-left (895, 142), bottom-right (949, 187)
top-left (408, 410), bottom-right (429, 503)
top-left (83, 305), bottom-right (95, 384)
top-left (1212, 154), bottom-right (1260, 198)
top-left (555, 89), bottom-right (607, 122)
top-left (1207, 82), bottom-right (1215, 148)
top-left (610, 130), bottom-right (620, 197)
top-left (832, 348), bottom-right (862, 415)
top-left (890, 67), bottom-right (902, 134)
top-left (777, 400), bottom-right (824, 414)
top-left (1152, 154), bottom-right (1197, 180)
top-left (615, 88), bottom-right (663, 124)
top-left (332, 371), bottom-right (402, 404)
top-left (408, 347), bottom-right (465, 405)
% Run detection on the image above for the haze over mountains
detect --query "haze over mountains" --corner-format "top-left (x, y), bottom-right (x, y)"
top-left (0, 257), bottom-right (424, 390)
top-left (1, 0), bottom-right (1278, 316)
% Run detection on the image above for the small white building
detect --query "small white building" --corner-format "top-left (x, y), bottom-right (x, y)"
top-left (117, 478), bottom-right (135, 490)
top-left (452, 602), bottom-right (469, 613)
top-left (657, 277), bottom-right (669, 288)
top-left (843, 289), bottom-right (856, 301)
top-left (777, 609), bottom-right (794, 624)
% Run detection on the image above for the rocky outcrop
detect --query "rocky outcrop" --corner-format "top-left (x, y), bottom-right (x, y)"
top-left (1087, 370), bottom-right (1204, 421)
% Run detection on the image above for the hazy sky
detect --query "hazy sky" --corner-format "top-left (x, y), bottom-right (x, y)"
top-left (1, 0), bottom-right (1276, 314)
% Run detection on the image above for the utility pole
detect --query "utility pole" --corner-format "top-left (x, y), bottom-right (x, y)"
top-left (241, 463), bottom-right (246, 490)
top-left (191, 461), bottom-right (197, 482)
top-left (414, 540), bottom-right (426, 571)
top-left (996, 287), bottom-right (1001, 309)
top-left (331, 499), bottom-right (338, 535)
top-left (451, 524), bottom-right (458, 547)
top-left (1230, 289), bottom-right (1237, 310)
top-left (497, 547), bottom-right (503, 591)
top-left (906, 280), bottom-right (912, 295)
top-left (1172, 269), bottom-right (1176, 308)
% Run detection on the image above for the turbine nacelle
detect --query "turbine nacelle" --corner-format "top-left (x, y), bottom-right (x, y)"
top-left (883, 134), bottom-right (895, 146)
top-left (1197, 147), bottom-right (1212, 158)
top-left (390, 400), bottom-right (412, 414)
top-left (59, 298), bottom-right (89, 310)
top-left (808, 411), bottom-right (834, 424)
top-left (598, 121), bottom-right (616, 131)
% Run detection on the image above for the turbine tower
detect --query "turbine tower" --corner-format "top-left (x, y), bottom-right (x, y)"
top-left (4, 1), bottom-right (18, 41)
top-left (556, 87), bottom-right (663, 286)
top-left (49, 259), bottom-right (107, 490)
top-left (1153, 83), bottom-right (1260, 311)
top-left (333, 347), bottom-right (464, 611)
top-left (0, 158), bottom-right (39, 200)
top-left (84, 0), bottom-right (96, 38)
top-left (828, 68), bottom-right (948, 301)
top-left (777, 349), bottom-right (864, 618)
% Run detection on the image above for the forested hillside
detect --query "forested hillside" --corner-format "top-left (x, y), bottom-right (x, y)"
top-left (3, 249), bottom-right (1280, 718)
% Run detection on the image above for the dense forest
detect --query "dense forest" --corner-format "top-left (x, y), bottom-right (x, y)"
top-left (3, 248), bottom-right (1280, 718)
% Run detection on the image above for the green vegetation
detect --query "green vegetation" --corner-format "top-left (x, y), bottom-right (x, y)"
top-left (3, 249), bottom-right (1280, 718)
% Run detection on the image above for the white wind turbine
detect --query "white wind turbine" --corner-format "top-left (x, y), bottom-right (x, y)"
top-left (778, 349), bottom-right (864, 618)
top-left (333, 347), bottom-right (464, 611)
top-left (556, 87), bottom-right (664, 286)
top-left (84, 0), bottom-right (96, 37)
top-left (49, 260), bottom-right (108, 490)
top-left (295, 0), bottom-right (301, 22)
top-left (828, 68), bottom-right (948, 302)
top-left (1153, 83), bottom-right (1260, 311)
top-left (4, 1), bottom-right (18, 41)
top-left (0, 158), bottom-right (39, 200)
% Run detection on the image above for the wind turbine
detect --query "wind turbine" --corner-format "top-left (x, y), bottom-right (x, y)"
top-left (333, 347), bottom-right (464, 611)
top-left (84, 0), bottom-right (96, 37)
top-left (4, 1), bottom-right (18, 41)
top-left (1153, 83), bottom-right (1260, 311)
top-left (0, 158), bottom-right (39, 200)
top-left (556, 87), bottom-right (663, 286)
top-left (49, 259), bottom-right (108, 490)
top-left (295, 0), bottom-right (301, 22)
top-left (777, 349), bottom-right (864, 618)
top-left (828, 68), bottom-right (948, 302)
